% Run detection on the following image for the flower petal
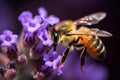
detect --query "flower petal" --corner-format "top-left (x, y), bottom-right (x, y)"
top-left (3, 30), bottom-right (13, 35)
top-left (1, 41), bottom-right (11, 46)
top-left (0, 30), bottom-right (18, 47)
top-left (57, 70), bottom-right (63, 76)
top-left (11, 35), bottom-right (18, 40)
top-left (38, 7), bottom-right (47, 18)
top-left (37, 32), bottom-right (44, 41)
top-left (10, 38), bottom-right (17, 44)
top-left (24, 18), bottom-right (41, 32)
top-left (47, 15), bottom-right (60, 25)
top-left (43, 39), bottom-right (53, 46)
top-left (0, 34), bottom-right (6, 41)
top-left (52, 55), bottom-right (62, 70)
top-left (42, 30), bottom-right (53, 46)
top-left (18, 11), bottom-right (32, 22)
top-left (45, 61), bottom-right (53, 67)
top-left (34, 15), bottom-right (43, 23)
top-left (43, 53), bottom-right (50, 61)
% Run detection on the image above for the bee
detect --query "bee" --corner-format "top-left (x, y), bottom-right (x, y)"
top-left (48, 12), bottom-right (112, 72)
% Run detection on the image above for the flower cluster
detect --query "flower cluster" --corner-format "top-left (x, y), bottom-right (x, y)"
top-left (0, 7), bottom-right (62, 80)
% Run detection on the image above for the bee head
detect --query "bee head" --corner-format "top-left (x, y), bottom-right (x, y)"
top-left (47, 25), bottom-right (60, 44)
top-left (47, 26), bottom-right (60, 51)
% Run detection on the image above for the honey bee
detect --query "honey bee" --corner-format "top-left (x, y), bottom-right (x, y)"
top-left (48, 12), bottom-right (112, 72)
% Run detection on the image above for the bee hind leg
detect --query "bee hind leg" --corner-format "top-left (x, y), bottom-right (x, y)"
top-left (79, 47), bottom-right (86, 74)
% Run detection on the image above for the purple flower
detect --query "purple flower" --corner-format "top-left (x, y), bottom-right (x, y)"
top-left (38, 7), bottom-right (60, 25)
top-left (44, 51), bottom-right (63, 75)
top-left (18, 10), bottom-right (43, 33)
top-left (47, 15), bottom-right (60, 25)
top-left (23, 16), bottom-right (42, 33)
top-left (0, 30), bottom-right (18, 47)
top-left (37, 30), bottom-right (53, 46)
top-left (18, 11), bottom-right (32, 24)
top-left (38, 7), bottom-right (47, 18)
top-left (39, 19), bottom-right (49, 30)
top-left (30, 41), bottom-right (48, 59)
top-left (44, 51), bottom-right (58, 62)
top-left (18, 7), bottom-right (60, 48)
top-left (22, 32), bottom-right (36, 47)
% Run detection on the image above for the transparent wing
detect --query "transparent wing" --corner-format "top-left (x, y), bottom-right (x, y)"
top-left (91, 28), bottom-right (112, 37)
top-left (65, 28), bottom-right (112, 37)
top-left (74, 12), bottom-right (107, 25)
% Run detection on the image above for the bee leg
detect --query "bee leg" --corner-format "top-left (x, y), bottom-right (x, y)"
top-left (80, 47), bottom-right (86, 73)
top-left (53, 43), bottom-right (57, 51)
top-left (57, 47), bottom-right (70, 70)
top-left (61, 47), bottom-right (70, 64)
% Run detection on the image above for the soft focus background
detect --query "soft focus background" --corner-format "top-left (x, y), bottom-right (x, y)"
top-left (0, 0), bottom-right (119, 80)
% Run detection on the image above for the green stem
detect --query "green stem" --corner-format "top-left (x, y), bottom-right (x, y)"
top-left (14, 46), bottom-right (32, 80)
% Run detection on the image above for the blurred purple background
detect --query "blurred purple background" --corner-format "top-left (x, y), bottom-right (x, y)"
top-left (0, 0), bottom-right (119, 80)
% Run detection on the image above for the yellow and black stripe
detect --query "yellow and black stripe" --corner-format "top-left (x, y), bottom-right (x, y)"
top-left (87, 36), bottom-right (106, 60)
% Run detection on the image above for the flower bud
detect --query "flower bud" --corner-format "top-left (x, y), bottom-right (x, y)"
top-left (6, 44), bottom-right (18, 59)
top-left (4, 69), bottom-right (16, 80)
top-left (33, 71), bottom-right (45, 80)
top-left (17, 54), bottom-right (27, 66)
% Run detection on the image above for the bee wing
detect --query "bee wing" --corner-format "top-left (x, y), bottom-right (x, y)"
top-left (65, 28), bottom-right (112, 37)
top-left (91, 28), bottom-right (112, 37)
top-left (74, 12), bottom-right (107, 25)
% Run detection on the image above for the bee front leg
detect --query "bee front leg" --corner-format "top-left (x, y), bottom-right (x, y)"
top-left (61, 47), bottom-right (70, 64)
top-left (53, 43), bottom-right (57, 51)
top-left (79, 47), bottom-right (86, 73)
top-left (57, 47), bottom-right (70, 70)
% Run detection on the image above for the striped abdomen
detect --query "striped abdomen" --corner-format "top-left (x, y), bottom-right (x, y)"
top-left (81, 36), bottom-right (106, 60)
